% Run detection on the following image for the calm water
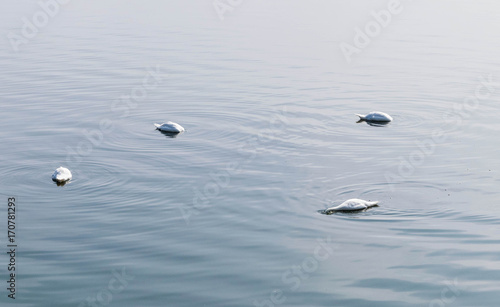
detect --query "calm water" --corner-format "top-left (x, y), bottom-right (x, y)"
top-left (1, 1), bottom-right (500, 306)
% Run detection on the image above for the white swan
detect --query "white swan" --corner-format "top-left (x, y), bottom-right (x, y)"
top-left (324, 199), bottom-right (379, 214)
top-left (52, 166), bottom-right (72, 182)
top-left (154, 121), bottom-right (185, 133)
top-left (355, 111), bottom-right (393, 122)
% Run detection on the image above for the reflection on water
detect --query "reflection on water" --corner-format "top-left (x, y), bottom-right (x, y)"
top-left (1, 1), bottom-right (500, 306)
top-left (53, 180), bottom-right (69, 187)
top-left (356, 119), bottom-right (391, 127)
top-left (157, 130), bottom-right (184, 138)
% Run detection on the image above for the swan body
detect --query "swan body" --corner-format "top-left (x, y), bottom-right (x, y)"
top-left (52, 167), bottom-right (72, 182)
top-left (154, 122), bottom-right (185, 133)
top-left (355, 111), bottom-right (393, 122)
top-left (324, 198), bottom-right (379, 214)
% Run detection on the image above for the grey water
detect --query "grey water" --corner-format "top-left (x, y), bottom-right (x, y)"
top-left (1, 1), bottom-right (500, 306)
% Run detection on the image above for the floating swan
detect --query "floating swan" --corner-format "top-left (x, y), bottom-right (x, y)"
top-left (52, 166), bottom-right (72, 183)
top-left (355, 111), bottom-right (393, 122)
top-left (323, 198), bottom-right (379, 214)
top-left (154, 121), bottom-right (185, 133)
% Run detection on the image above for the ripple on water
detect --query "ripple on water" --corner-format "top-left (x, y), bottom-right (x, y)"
top-left (307, 179), bottom-right (464, 220)
top-left (107, 108), bottom-right (266, 162)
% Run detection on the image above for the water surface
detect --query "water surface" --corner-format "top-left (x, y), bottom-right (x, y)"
top-left (1, 1), bottom-right (500, 306)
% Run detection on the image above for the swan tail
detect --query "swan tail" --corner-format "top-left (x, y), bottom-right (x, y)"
top-left (366, 201), bottom-right (379, 208)
top-left (154, 123), bottom-right (161, 129)
top-left (355, 114), bottom-right (366, 120)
